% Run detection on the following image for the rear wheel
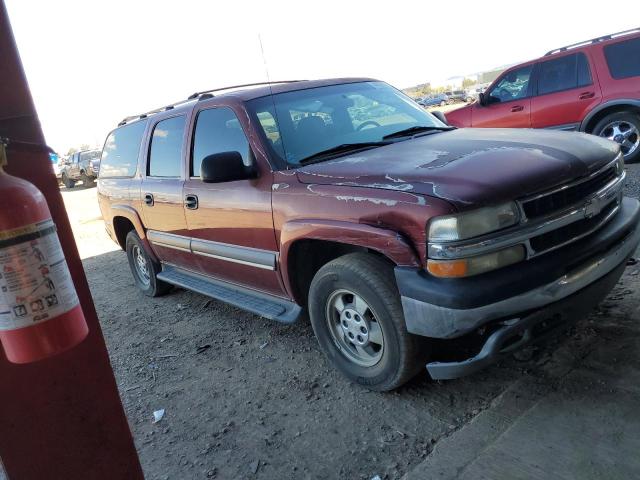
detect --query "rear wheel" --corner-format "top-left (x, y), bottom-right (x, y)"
top-left (125, 231), bottom-right (171, 297)
top-left (61, 173), bottom-right (75, 189)
top-left (593, 111), bottom-right (640, 163)
top-left (308, 253), bottom-right (429, 391)
top-left (81, 172), bottom-right (96, 187)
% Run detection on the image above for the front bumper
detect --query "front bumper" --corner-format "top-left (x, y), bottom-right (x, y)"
top-left (426, 258), bottom-right (626, 379)
top-left (395, 196), bottom-right (640, 378)
top-left (397, 197), bottom-right (640, 339)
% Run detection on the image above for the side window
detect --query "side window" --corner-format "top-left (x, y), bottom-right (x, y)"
top-left (148, 116), bottom-right (186, 177)
top-left (101, 120), bottom-right (148, 178)
top-left (191, 108), bottom-right (250, 177)
top-left (487, 65), bottom-right (533, 103)
top-left (537, 53), bottom-right (592, 96)
top-left (604, 37), bottom-right (640, 80)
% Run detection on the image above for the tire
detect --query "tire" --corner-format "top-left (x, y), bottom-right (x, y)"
top-left (81, 172), bottom-right (96, 187)
top-left (61, 173), bottom-right (75, 189)
top-left (308, 253), bottom-right (429, 391)
top-left (125, 231), bottom-right (172, 297)
top-left (592, 111), bottom-right (640, 163)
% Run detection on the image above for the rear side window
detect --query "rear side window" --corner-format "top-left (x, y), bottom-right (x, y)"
top-left (604, 37), bottom-right (640, 79)
top-left (100, 120), bottom-right (147, 178)
top-left (191, 108), bottom-right (250, 177)
top-left (537, 53), bottom-right (592, 95)
top-left (148, 116), bottom-right (186, 177)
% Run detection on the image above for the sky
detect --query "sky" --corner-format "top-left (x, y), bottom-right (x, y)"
top-left (5, 0), bottom-right (633, 154)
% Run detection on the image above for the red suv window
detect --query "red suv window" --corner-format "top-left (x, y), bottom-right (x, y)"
top-left (604, 37), bottom-right (640, 80)
top-left (537, 52), bottom-right (592, 96)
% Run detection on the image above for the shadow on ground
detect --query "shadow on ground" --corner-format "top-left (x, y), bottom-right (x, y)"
top-left (82, 248), bottom-right (636, 480)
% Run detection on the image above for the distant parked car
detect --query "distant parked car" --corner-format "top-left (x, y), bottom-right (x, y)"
top-left (61, 149), bottom-right (101, 188)
top-left (420, 93), bottom-right (449, 107)
top-left (444, 90), bottom-right (467, 103)
top-left (447, 28), bottom-right (640, 162)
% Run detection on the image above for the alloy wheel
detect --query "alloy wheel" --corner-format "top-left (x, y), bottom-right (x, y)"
top-left (599, 120), bottom-right (640, 158)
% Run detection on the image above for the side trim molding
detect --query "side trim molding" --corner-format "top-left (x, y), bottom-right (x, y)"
top-left (147, 230), bottom-right (277, 271)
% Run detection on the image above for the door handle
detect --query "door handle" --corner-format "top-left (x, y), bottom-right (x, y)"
top-left (579, 91), bottom-right (595, 100)
top-left (144, 193), bottom-right (154, 206)
top-left (510, 105), bottom-right (524, 112)
top-left (184, 194), bottom-right (199, 210)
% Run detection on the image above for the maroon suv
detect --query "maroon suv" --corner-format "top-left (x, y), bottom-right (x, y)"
top-left (447, 28), bottom-right (640, 162)
top-left (98, 78), bottom-right (639, 390)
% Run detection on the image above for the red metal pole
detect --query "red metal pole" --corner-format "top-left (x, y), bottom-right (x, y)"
top-left (0, 2), bottom-right (144, 478)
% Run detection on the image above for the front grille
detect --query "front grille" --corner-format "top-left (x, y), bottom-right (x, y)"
top-left (529, 201), bottom-right (618, 253)
top-left (522, 166), bottom-right (617, 219)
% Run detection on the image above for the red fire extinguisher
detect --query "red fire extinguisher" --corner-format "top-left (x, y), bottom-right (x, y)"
top-left (0, 140), bottom-right (88, 363)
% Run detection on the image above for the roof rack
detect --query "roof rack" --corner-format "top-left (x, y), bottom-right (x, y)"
top-left (117, 98), bottom-right (194, 126)
top-left (186, 79), bottom-right (306, 100)
top-left (117, 80), bottom-right (306, 126)
top-left (545, 27), bottom-right (640, 56)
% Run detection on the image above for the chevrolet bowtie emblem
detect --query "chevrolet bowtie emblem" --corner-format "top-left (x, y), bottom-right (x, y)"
top-left (584, 199), bottom-right (601, 219)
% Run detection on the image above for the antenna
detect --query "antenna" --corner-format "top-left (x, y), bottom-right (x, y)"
top-left (258, 34), bottom-right (288, 167)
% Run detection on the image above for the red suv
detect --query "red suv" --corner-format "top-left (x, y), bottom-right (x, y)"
top-left (447, 28), bottom-right (640, 162)
top-left (98, 78), bottom-right (638, 391)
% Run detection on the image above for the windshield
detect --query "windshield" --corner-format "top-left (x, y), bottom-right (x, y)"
top-left (80, 150), bottom-right (101, 162)
top-left (247, 81), bottom-right (447, 167)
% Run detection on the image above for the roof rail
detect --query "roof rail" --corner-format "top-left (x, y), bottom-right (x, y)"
top-left (117, 80), bottom-right (306, 126)
top-left (117, 98), bottom-right (194, 126)
top-left (186, 80), bottom-right (306, 100)
top-left (545, 27), bottom-right (640, 56)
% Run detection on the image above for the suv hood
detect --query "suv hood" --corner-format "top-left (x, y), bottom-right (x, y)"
top-left (295, 128), bottom-right (619, 209)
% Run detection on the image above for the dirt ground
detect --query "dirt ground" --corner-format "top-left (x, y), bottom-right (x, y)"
top-left (61, 164), bottom-right (640, 479)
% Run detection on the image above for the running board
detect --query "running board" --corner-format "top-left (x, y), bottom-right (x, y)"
top-left (157, 265), bottom-right (302, 324)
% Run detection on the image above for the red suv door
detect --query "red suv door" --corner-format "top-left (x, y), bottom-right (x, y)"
top-left (530, 51), bottom-right (602, 130)
top-left (472, 64), bottom-right (534, 128)
top-left (182, 104), bottom-right (284, 296)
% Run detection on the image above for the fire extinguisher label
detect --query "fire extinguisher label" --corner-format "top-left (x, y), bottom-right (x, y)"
top-left (0, 219), bottom-right (79, 331)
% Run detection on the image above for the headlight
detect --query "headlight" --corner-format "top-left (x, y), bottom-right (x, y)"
top-left (428, 202), bottom-right (520, 242)
top-left (427, 245), bottom-right (525, 278)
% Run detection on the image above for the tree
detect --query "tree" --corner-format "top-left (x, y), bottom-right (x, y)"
top-left (462, 77), bottom-right (477, 89)
top-left (66, 147), bottom-right (77, 156)
top-left (80, 144), bottom-right (91, 151)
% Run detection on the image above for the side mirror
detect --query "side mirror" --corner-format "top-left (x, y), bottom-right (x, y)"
top-left (200, 151), bottom-right (255, 183)
top-left (478, 92), bottom-right (486, 106)
top-left (431, 110), bottom-right (448, 125)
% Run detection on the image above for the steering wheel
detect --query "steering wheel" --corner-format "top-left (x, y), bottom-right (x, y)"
top-left (356, 120), bottom-right (381, 131)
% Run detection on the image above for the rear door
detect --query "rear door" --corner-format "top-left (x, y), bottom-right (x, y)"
top-left (471, 64), bottom-right (534, 128)
top-left (183, 105), bottom-right (283, 296)
top-left (530, 52), bottom-right (601, 130)
top-left (139, 114), bottom-right (193, 267)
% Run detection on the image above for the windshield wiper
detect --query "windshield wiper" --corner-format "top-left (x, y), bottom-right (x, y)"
top-left (382, 125), bottom-right (454, 140)
top-left (298, 142), bottom-right (392, 166)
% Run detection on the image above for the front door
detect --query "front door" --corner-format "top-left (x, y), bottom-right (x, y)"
top-left (139, 114), bottom-right (192, 268)
top-left (472, 64), bottom-right (534, 128)
top-left (183, 105), bottom-right (283, 296)
top-left (531, 52), bottom-right (602, 130)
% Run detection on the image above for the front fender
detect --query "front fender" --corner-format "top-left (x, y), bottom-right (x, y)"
top-left (279, 219), bottom-right (420, 298)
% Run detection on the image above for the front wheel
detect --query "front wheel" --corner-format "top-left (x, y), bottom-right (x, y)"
top-left (308, 253), bottom-right (428, 391)
top-left (61, 173), bottom-right (75, 189)
top-left (593, 111), bottom-right (640, 163)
